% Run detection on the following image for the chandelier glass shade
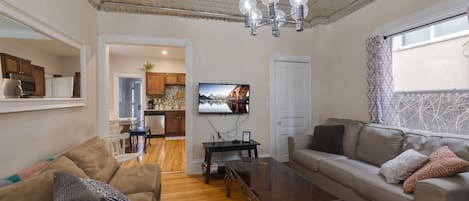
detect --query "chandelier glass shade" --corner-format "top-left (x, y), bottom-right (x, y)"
top-left (239, 0), bottom-right (309, 37)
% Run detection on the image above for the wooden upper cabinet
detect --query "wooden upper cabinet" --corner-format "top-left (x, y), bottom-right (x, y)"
top-left (165, 73), bottom-right (185, 85)
top-left (19, 59), bottom-right (32, 76)
top-left (177, 74), bottom-right (186, 85)
top-left (1, 54), bottom-right (19, 77)
top-left (165, 73), bottom-right (179, 85)
top-left (0, 53), bottom-right (33, 77)
top-left (31, 65), bottom-right (45, 97)
top-left (146, 72), bottom-right (165, 96)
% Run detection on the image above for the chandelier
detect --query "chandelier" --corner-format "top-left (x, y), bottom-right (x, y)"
top-left (239, 0), bottom-right (309, 37)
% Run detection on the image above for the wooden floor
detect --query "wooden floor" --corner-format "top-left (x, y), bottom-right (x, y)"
top-left (124, 138), bottom-right (244, 201)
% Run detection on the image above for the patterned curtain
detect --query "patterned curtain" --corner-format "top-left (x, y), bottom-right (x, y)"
top-left (366, 36), bottom-right (399, 125)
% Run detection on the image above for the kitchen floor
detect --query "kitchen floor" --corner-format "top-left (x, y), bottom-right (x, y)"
top-left (124, 138), bottom-right (185, 173)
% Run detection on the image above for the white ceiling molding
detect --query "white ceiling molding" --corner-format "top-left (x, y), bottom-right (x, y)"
top-left (88, 0), bottom-right (375, 28)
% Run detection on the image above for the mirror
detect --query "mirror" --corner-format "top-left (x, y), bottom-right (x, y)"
top-left (0, 14), bottom-right (81, 99)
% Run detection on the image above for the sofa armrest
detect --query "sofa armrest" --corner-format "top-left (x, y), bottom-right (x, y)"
top-left (109, 164), bottom-right (161, 196)
top-left (415, 173), bottom-right (469, 201)
top-left (288, 135), bottom-right (313, 161)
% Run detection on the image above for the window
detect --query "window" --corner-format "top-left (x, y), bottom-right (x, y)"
top-left (398, 16), bottom-right (469, 48)
top-left (391, 15), bottom-right (469, 92)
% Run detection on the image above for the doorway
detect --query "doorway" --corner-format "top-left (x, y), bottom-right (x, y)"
top-left (98, 35), bottom-right (194, 174)
top-left (270, 55), bottom-right (312, 162)
top-left (117, 77), bottom-right (143, 127)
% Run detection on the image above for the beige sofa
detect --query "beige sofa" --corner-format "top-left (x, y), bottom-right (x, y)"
top-left (0, 137), bottom-right (161, 201)
top-left (288, 118), bottom-right (469, 201)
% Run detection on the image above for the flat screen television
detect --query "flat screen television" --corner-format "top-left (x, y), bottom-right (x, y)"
top-left (198, 83), bottom-right (250, 114)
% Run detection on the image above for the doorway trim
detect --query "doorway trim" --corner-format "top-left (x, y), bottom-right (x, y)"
top-left (98, 34), bottom-right (194, 174)
top-left (113, 73), bottom-right (145, 121)
top-left (269, 54), bottom-right (312, 161)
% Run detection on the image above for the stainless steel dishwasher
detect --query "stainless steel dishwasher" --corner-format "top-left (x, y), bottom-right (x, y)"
top-left (144, 111), bottom-right (165, 136)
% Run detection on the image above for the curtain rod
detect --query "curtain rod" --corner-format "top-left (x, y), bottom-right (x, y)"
top-left (384, 12), bottom-right (467, 39)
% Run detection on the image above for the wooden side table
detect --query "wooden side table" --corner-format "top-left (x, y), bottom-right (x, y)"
top-left (202, 140), bottom-right (260, 184)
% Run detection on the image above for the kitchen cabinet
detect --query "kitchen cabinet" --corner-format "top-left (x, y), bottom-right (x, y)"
top-left (0, 53), bottom-right (32, 77)
top-left (166, 73), bottom-right (185, 85)
top-left (31, 65), bottom-right (45, 97)
top-left (19, 59), bottom-right (32, 76)
top-left (146, 72), bottom-right (165, 96)
top-left (73, 72), bottom-right (81, 98)
top-left (165, 73), bottom-right (179, 85)
top-left (165, 111), bottom-right (185, 136)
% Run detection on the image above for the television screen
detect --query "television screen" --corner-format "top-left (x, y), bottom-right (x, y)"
top-left (198, 83), bottom-right (250, 114)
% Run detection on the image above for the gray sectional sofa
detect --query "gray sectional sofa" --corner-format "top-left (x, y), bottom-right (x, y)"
top-left (288, 118), bottom-right (469, 201)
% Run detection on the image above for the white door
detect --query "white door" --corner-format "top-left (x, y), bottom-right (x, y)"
top-left (271, 57), bottom-right (311, 162)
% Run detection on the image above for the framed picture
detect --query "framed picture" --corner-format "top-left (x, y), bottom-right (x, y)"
top-left (242, 131), bottom-right (251, 143)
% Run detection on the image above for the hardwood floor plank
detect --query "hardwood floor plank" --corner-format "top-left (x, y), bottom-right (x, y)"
top-left (124, 138), bottom-right (243, 201)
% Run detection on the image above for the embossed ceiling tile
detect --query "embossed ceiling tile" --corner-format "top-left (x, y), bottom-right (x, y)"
top-left (312, 0), bottom-right (356, 10)
top-left (89, 0), bottom-right (376, 27)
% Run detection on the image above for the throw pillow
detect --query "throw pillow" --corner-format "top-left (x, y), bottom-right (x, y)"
top-left (379, 149), bottom-right (429, 184)
top-left (403, 146), bottom-right (469, 193)
top-left (53, 172), bottom-right (101, 201)
top-left (80, 178), bottom-right (129, 201)
top-left (311, 125), bottom-right (345, 155)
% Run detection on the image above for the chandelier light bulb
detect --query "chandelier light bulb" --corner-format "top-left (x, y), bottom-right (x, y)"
top-left (261, 0), bottom-right (279, 6)
top-left (289, 0), bottom-right (308, 7)
top-left (250, 8), bottom-right (263, 24)
top-left (290, 4), bottom-right (309, 20)
top-left (239, 0), bottom-right (257, 15)
top-left (276, 9), bottom-right (286, 27)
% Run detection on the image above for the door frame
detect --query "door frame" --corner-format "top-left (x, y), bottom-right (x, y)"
top-left (98, 34), bottom-right (194, 174)
top-left (269, 55), bottom-right (312, 162)
top-left (113, 72), bottom-right (145, 121)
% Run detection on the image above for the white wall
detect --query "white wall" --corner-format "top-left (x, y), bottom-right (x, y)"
top-left (108, 55), bottom-right (186, 115)
top-left (0, 0), bottom-right (98, 177)
top-left (312, 0), bottom-right (447, 123)
top-left (393, 35), bottom-right (469, 91)
top-left (98, 12), bottom-right (313, 169)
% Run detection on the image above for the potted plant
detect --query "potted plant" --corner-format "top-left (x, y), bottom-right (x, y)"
top-left (142, 61), bottom-right (155, 72)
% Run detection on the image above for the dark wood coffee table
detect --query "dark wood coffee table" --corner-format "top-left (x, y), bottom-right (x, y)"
top-left (225, 158), bottom-right (340, 201)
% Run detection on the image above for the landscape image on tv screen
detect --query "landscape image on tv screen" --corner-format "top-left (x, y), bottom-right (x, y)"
top-left (198, 83), bottom-right (250, 114)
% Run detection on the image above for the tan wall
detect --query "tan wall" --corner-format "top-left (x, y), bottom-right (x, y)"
top-left (393, 35), bottom-right (469, 91)
top-left (311, 0), bottom-right (446, 123)
top-left (0, 0), bottom-right (98, 177)
top-left (98, 12), bottom-right (313, 164)
top-left (108, 55), bottom-right (186, 115)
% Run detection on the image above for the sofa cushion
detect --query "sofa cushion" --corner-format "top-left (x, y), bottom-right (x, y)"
top-left (403, 146), bottom-right (469, 193)
top-left (109, 164), bottom-right (161, 195)
top-left (126, 192), bottom-right (155, 201)
top-left (325, 118), bottom-right (365, 159)
top-left (291, 149), bottom-right (347, 172)
top-left (43, 156), bottom-right (89, 179)
top-left (311, 125), bottom-right (345, 155)
top-left (404, 130), bottom-right (469, 167)
top-left (0, 170), bottom-right (54, 201)
top-left (353, 172), bottom-right (414, 201)
top-left (414, 173), bottom-right (469, 201)
top-left (380, 149), bottom-right (429, 184)
top-left (356, 124), bottom-right (406, 166)
top-left (53, 172), bottom-right (100, 201)
top-left (318, 159), bottom-right (379, 187)
top-left (65, 137), bottom-right (119, 183)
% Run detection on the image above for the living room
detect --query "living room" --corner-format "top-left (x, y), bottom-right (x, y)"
top-left (0, 0), bottom-right (468, 201)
